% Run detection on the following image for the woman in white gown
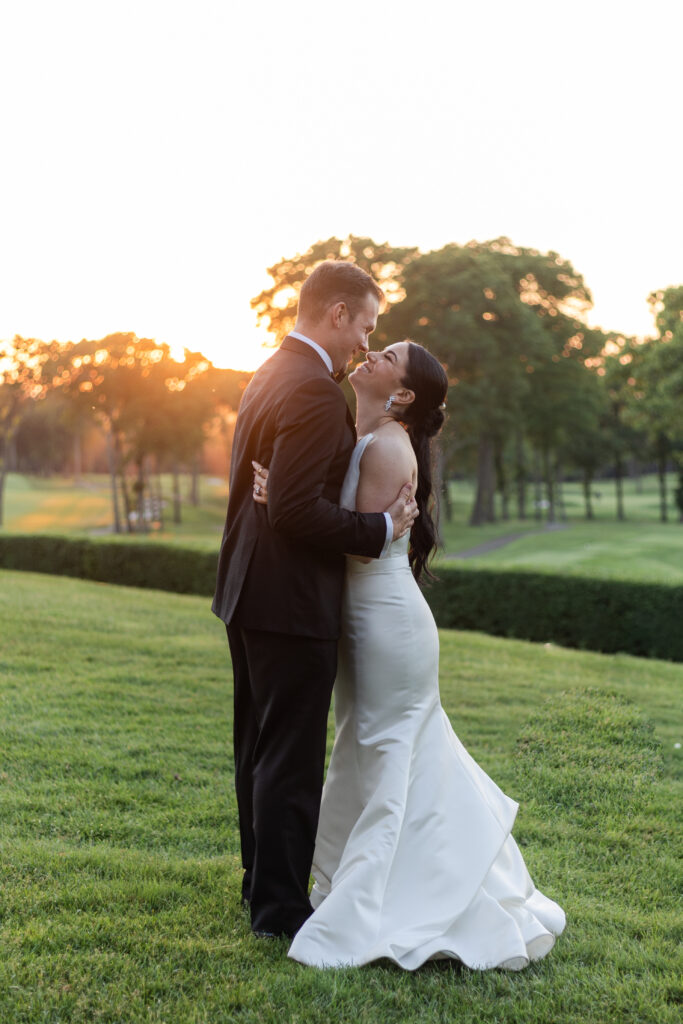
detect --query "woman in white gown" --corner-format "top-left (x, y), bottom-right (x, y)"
top-left (253, 340), bottom-right (565, 970)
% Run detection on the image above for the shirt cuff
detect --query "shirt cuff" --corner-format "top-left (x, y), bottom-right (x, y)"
top-left (379, 512), bottom-right (394, 559)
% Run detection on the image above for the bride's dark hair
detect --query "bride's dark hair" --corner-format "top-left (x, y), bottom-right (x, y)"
top-left (395, 342), bottom-right (448, 582)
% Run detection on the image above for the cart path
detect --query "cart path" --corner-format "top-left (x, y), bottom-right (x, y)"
top-left (443, 522), bottom-right (569, 561)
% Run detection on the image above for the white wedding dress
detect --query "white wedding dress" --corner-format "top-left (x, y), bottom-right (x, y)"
top-left (288, 435), bottom-right (566, 970)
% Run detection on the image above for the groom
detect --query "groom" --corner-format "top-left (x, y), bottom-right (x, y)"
top-left (212, 260), bottom-right (417, 938)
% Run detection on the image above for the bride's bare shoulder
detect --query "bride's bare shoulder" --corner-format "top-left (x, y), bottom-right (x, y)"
top-left (364, 426), bottom-right (415, 467)
top-left (356, 426), bottom-right (417, 512)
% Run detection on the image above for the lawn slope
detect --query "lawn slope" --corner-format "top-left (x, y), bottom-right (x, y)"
top-left (0, 571), bottom-right (680, 1024)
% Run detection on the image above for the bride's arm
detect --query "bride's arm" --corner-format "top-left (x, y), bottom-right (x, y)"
top-left (356, 434), bottom-right (417, 514)
top-left (350, 434), bottom-right (417, 561)
top-left (252, 438), bottom-right (417, 560)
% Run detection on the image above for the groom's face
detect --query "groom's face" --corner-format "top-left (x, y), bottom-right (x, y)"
top-left (327, 292), bottom-right (380, 374)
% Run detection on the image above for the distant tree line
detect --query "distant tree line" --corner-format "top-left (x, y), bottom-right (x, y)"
top-left (0, 334), bottom-right (250, 532)
top-left (253, 237), bottom-right (683, 525)
top-left (2, 235), bottom-right (682, 532)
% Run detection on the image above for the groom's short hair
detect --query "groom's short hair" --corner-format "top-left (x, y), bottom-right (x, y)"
top-left (299, 261), bottom-right (384, 324)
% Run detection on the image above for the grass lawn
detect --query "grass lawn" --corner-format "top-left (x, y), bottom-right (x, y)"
top-left (5, 471), bottom-right (683, 568)
top-left (436, 472), bottom-right (683, 583)
top-left (2, 473), bottom-right (228, 550)
top-left (1, 571), bottom-right (681, 1023)
top-left (442, 520), bottom-right (683, 584)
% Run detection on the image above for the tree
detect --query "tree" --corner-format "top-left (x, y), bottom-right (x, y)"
top-left (599, 336), bottom-right (648, 521)
top-left (60, 334), bottom-right (176, 533)
top-left (204, 365), bottom-right (252, 480)
top-left (0, 337), bottom-right (61, 527)
top-left (13, 390), bottom-right (77, 475)
top-left (380, 239), bottom-right (597, 525)
top-left (558, 368), bottom-right (608, 519)
top-left (251, 236), bottom-right (418, 342)
top-left (142, 350), bottom-right (215, 524)
top-left (631, 287), bottom-right (683, 521)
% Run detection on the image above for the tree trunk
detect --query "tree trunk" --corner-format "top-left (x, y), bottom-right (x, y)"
top-left (73, 431), bottom-right (82, 484)
top-left (494, 438), bottom-right (509, 521)
top-left (172, 463), bottom-right (182, 524)
top-left (515, 430), bottom-right (526, 520)
top-left (470, 434), bottom-right (496, 525)
top-left (189, 457), bottom-right (200, 507)
top-left (615, 454), bottom-right (625, 521)
top-left (657, 449), bottom-right (668, 523)
top-left (0, 465), bottom-right (6, 528)
top-left (542, 446), bottom-right (555, 522)
top-left (583, 469), bottom-right (594, 519)
top-left (555, 460), bottom-right (566, 522)
top-left (154, 469), bottom-right (165, 529)
top-left (105, 429), bottom-right (122, 534)
top-left (433, 449), bottom-right (443, 536)
top-left (533, 450), bottom-right (542, 522)
top-left (437, 450), bottom-right (452, 524)
top-left (135, 460), bottom-right (148, 533)
top-left (675, 471), bottom-right (683, 523)
top-left (120, 472), bottom-right (134, 533)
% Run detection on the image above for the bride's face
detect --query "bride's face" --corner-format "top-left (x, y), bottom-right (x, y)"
top-left (350, 342), bottom-right (411, 400)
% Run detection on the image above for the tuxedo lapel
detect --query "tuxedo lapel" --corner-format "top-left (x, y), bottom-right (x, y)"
top-left (281, 335), bottom-right (356, 440)
top-left (280, 335), bottom-right (330, 374)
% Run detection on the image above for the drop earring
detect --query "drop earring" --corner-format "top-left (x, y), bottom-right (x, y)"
top-left (384, 395), bottom-right (395, 412)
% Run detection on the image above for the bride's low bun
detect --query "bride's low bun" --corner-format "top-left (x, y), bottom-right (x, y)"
top-left (395, 342), bottom-right (449, 583)
top-left (420, 406), bottom-right (445, 440)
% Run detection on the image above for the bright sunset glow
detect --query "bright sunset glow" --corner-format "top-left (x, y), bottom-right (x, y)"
top-left (1, 1), bottom-right (681, 371)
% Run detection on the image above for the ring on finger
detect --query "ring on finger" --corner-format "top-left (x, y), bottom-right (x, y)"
top-left (255, 484), bottom-right (261, 495)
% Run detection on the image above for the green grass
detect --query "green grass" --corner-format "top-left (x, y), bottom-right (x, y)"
top-left (1, 571), bottom-right (681, 1023)
top-left (2, 473), bottom-right (227, 550)
top-left (446, 520), bottom-right (683, 584)
top-left (5, 468), bottom-right (683, 565)
top-left (444, 469), bottom-right (680, 531)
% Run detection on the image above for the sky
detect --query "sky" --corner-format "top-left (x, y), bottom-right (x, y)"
top-left (1, 0), bottom-right (681, 370)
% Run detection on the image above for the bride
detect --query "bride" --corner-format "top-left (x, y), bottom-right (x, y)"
top-left (252, 340), bottom-right (566, 970)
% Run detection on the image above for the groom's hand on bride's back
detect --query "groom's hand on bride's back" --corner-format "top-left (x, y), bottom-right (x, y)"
top-left (387, 483), bottom-right (418, 540)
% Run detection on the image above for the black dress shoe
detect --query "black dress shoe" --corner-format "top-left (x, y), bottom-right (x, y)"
top-left (253, 929), bottom-right (278, 939)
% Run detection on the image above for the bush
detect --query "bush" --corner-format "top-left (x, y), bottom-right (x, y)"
top-left (2, 535), bottom-right (682, 662)
top-left (0, 534), bottom-right (217, 597)
top-left (426, 565), bottom-right (683, 662)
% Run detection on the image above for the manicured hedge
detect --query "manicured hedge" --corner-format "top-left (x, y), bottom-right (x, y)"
top-left (426, 566), bottom-right (683, 662)
top-left (0, 534), bottom-right (217, 597)
top-left (2, 534), bottom-right (682, 662)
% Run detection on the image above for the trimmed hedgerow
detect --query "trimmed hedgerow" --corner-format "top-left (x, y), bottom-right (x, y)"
top-left (425, 566), bottom-right (683, 662)
top-left (0, 534), bottom-right (217, 597)
top-left (1, 535), bottom-right (682, 662)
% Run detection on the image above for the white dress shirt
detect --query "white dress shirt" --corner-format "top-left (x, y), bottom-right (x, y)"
top-left (288, 330), bottom-right (393, 557)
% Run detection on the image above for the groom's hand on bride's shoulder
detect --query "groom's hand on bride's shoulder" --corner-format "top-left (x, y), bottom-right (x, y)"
top-left (387, 483), bottom-right (418, 540)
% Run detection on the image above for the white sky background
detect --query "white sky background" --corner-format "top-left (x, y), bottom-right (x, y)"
top-left (1, 0), bottom-right (681, 369)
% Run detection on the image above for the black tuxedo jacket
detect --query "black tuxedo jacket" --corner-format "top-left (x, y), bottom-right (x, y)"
top-left (212, 336), bottom-right (387, 639)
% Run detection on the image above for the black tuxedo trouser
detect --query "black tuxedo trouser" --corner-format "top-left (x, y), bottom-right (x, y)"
top-left (226, 624), bottom-right (337, 936)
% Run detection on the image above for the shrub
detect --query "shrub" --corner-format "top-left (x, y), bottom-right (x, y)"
top-left (0, 534), bottom-right (217, 597)
top-left (426, 566), bottom-right (683, 662)
top-left (2, 535), bottom-right (682, 662)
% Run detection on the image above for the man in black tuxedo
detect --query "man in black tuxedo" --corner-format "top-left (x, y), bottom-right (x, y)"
top-left (212, 261), bottom-right (417, 938)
